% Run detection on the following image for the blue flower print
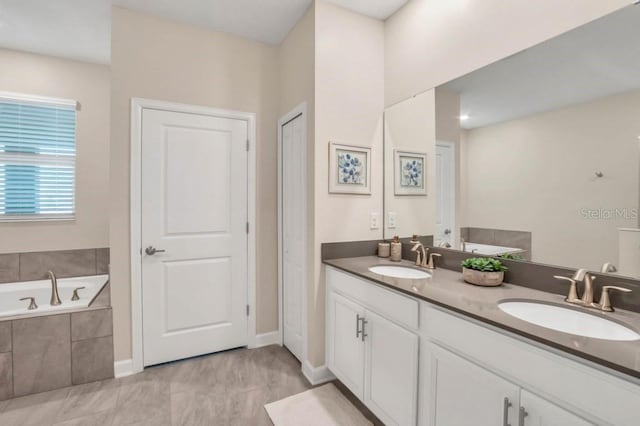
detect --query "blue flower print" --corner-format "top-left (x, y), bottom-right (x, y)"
top-left (337, 150), bottom-right (364, 185)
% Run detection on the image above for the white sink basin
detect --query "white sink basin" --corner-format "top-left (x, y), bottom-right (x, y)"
top-left (498, 301), bottom-right (640, 341)
top-left (368, 265), bottom-right (431, 279)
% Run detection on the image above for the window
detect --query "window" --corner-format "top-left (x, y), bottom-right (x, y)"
top-left (0, 92), bottom-right (77, 221)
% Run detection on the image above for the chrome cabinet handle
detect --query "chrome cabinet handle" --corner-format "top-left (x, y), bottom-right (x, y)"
top-left (361, 318), bottom-right (368, 342)
top-left (518, 407), bottom-right (528, 426)
top-left (145, 246), bottom-right (166, 256)
top-left (503, 397), bottom-right (512, 426)
top-left (356, 314), bottom-right (363, 338)
top-left (71, 286), bottom-right (86, 301)
top-left (19, 297), bottom-right (38, 310)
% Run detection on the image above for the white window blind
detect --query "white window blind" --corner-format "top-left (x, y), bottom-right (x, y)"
top-left (0, 93), bottom-right (77, 221)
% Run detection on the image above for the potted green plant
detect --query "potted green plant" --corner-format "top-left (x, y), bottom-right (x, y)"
top-left (461, 257), bottom-right (507, 286)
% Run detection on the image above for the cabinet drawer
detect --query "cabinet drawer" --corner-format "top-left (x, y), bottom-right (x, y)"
top-left (327, 266), bottom-right (419, 330)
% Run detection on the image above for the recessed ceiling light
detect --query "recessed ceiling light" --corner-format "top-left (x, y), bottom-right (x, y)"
top-left (459, 115), bottom-right (470, 121)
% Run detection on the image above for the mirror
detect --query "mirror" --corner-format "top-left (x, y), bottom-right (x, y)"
top-left (383, 5), bottom-right (640, 278)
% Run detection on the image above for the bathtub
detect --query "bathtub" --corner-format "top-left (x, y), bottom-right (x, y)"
top-left (463, 242), bottom-right (524, 256)
top-left (0, 274), bottom-right (108, 319)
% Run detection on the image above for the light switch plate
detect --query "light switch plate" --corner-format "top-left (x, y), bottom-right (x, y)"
top-left (388, 212), bottom-right (397, 229)
top-left (370, 212), bottom-right (380, 229)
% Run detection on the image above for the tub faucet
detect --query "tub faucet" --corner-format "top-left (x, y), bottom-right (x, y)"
top-left (600, 262), bottom-right (617, 274)
top-left (48, 270), bottom-right (62, 306)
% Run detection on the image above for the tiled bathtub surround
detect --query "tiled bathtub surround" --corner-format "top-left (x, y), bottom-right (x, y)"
top-left (0, 308), bottom-right (114, 401)
top-left (460, 227), bottom-right (532, 260)
top-left (321, 241), bottom-right (640, 314)
top-left (0, 248), bottom-right (110, 284)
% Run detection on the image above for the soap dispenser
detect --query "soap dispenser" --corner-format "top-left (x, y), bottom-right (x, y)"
top-left (390, 235), bottom-right (402, 262)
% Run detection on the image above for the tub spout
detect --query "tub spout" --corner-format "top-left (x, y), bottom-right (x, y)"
top-left (48, 271), bottom-right (62, 306)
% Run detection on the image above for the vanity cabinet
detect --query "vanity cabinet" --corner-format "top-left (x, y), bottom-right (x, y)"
top-left (327, 292), bottom-right (365, 398)
top-left (326, 266), bottom-right (640, 426)
top-left (363, 309), bottom-right (419, 426)
top-left (326, 268), bottom-right (419, 426)
top-left (427, 343), bottom-right (593, 426)
top-left (427, 343), bottom-right (519, 426)
top-left (421, 304), bottom-right (638, 426)
top-left (520, 390), bottom-right (593, 426)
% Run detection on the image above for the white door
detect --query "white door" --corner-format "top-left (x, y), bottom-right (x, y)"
top-left (520, 390), bottom-right (594, 426)
top-left (327, 292), bottom-right (365, 399)
top-left (435, 142), bottom-right (455, 246)
top-left (141, 108), bottom-right (248, 367)
top-left (429, 343), bottom-right (520, 426)
top-left (364, 310), bottom-right (419, 426)
top-left (281, 113), bottom-right (306, 361)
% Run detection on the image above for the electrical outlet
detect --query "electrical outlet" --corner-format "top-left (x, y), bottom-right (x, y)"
top-left (388, 212), bottom-right (397, 229)
top-left (370, 212), bottom-right (380, 229)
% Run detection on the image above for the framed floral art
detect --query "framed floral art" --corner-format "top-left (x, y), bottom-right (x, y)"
top-left (394, 150), bottom-right (427, 195)
top-left (328, 142), bottom-right (371, 195)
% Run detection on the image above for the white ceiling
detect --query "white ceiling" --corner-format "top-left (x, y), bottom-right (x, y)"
top-left (444, 5), bottom-right (640, 130)
top-left (0, 0), bottom-right (407, 65)
top-left (0, 0), bottom-right (111, 64)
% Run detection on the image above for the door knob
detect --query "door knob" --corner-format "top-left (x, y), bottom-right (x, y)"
top-left (444, 229), bottom-right (451, 235)
top-left (145, 246), bottom-right (166, 256)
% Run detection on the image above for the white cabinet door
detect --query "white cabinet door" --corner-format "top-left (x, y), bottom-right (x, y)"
top-left (364, 309), bottom-right (419, 426)
top-left (429, 343), bottom-right (520, 426)
top-left (520, 390), bottom-right (594, 426)
top-left (327, 292), bottom-right (365, 399)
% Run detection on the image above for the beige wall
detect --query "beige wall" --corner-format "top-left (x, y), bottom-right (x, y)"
top-left (383, 90), bottom-right (436, 239)
top-left (0, 48), bottom-right (110, 254)
top-left (463, 90), bottom-right (640, 270)
top-left (110, 7), bottom-right (279, 361)
top-left (384, 0), bottom-right (629, 106)
top-left (312, 1), bottom-right (385, 366)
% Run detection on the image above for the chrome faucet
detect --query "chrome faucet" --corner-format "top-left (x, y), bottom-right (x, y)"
top-left (411, 241), bottom-right (428, 268)
top-left (48, 270), bottom-right (62, 306)
top-left (600, 262), bottom-right (618, 274)
top-left (426, 252), bottom-right (442, 270)
top-left (572, 268), bottom-right (597, 307)
top-left (555, 268), bottom-right (632, 312)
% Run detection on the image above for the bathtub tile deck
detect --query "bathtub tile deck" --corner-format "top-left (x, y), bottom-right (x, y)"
top-left (71, 309), bottom-right (113, 342)
top-left (71, 336), bottom-right (114, 385)
top-left (0, 345), bottom-right (383, 426)
top-left (0, 322), bottom-right (11, 352)
top-left (0, 352), bottom-right (13, 400)
top-left (12, 314), bottom-right (72, 397)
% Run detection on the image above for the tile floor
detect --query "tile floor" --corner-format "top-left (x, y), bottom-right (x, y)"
top-left (0, 345), bottom-right (381, 426)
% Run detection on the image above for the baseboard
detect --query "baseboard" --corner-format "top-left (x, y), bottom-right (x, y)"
top-left (302, 360), bottom-right (335, 385)
top-left (114, 359), bottom-right (135, 378)
top-left (254, 331), bottom-right (281, 348)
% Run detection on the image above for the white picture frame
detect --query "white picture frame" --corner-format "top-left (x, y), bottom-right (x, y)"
top-left (394, 150), bottom-right (427, 196)
top-left (328, 142), bottom-right (371, 195)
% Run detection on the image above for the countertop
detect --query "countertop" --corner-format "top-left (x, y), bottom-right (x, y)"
top-left (324, 256), bottom-right (640, 380)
